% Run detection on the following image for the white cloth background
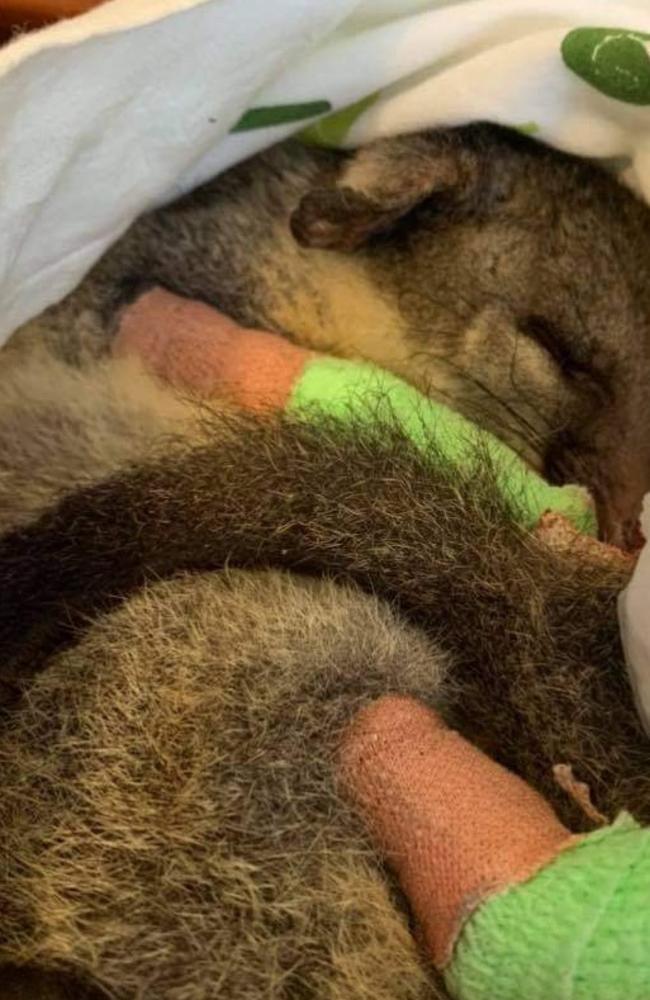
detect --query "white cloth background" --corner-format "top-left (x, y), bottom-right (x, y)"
top-left (3, 0), bottom-right (650, 344)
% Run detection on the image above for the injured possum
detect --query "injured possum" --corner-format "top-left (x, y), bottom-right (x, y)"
top-left (0, 352), bottom-right (649, 1000)
top-left (3, 123), bottom-right (650, 998)
top-left (9, 122), bottom-right (650, 547)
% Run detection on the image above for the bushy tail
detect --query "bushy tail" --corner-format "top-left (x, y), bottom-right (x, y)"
top-left (0, 354), bottom-right (645, 825)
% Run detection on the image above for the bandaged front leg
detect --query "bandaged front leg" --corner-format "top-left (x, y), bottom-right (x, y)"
top-left (114, 287), bottom-right (311, 411)
top-left (340, 695), bottom-right (650, 1000)
top-left (340, 696), bottom-right (576, 970)
top-left (114, 287), bottom-right (596, 535)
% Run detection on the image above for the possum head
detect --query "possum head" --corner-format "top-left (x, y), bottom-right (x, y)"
top-left (292, 124), bottom-right (650, 549)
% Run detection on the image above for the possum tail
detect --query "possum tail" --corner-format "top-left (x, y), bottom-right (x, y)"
top-left (0, 353), bottom-right (646, 827)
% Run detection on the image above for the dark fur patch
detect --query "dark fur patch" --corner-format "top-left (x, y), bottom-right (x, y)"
top-left (0, 966), bottom-right (101, 1000)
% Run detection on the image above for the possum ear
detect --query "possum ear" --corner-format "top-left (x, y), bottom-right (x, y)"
top-left (290, 132), bottom-right (482, 252)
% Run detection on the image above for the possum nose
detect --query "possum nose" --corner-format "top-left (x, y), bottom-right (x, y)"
top-left (543, 436), bottom-right (646, 550)
top-left (595, 487), bottom-right (646, 552)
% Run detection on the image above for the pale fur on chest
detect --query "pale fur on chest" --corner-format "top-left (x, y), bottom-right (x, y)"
top-left (257, 225), bottom-right (434, 379)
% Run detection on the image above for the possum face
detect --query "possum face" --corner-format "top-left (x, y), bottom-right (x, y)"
top-left (291, 124), bottom-right (650, 549)
top-left (20, 124), bottom-right (650, 546)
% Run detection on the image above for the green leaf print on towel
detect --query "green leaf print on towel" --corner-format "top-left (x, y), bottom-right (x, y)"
top-left (299, 92), bottom-right (379, 147)
top-left (562, 27), bottom-right (650, 105)
top-left (514, 121), bottom-right (540, 135)
top-left (231, 101), bottom-right (332, 132)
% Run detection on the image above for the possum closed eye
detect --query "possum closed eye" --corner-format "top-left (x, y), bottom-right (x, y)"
top-left (10, 122), bottom-right (650, 548)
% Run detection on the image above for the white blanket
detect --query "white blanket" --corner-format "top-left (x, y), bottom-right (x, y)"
top-left (3, 0), bottom-right (650, 344)
top-left (3, 0), bottom-right (650, 721)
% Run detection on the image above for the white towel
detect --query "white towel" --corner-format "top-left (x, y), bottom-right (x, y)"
top-left (2, 0), bottom-right (650, 344)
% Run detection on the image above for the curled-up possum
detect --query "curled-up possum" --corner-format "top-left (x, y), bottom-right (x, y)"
top-left (3, 122), bottom-right (650, 998)
top-left (10, 122), bottom-right (650, 547)
top-left (0, 352), bottom-right (649, 1000)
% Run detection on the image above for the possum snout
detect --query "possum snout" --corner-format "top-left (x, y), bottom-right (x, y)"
top-left (545, 430), bottom-right (648, 553)
top-left (594, 486), bottom-right (646, 553)
top-left (593, 413), bottom-right (650, 551)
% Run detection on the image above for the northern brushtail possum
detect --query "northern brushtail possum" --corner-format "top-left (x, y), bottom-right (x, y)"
top-left (2, 124), bottom-right (650, 999)
top-left (9, 122), bottom-right (650, 548)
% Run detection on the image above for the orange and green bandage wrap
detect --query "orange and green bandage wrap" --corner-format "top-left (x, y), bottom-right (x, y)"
top-left (114, 288), bottom-right (595, 536)
top-left (340, 695), bottom-right (650, 1000)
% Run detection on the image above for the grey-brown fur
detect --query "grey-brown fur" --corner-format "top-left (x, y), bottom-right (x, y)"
top-left (10, 123), bottom-right (650, 545)
top-left (0, 350), bottom-right (200, 535)
top-left (2, 568), bottom-right (450, 1000)
top-left (1, 349), bottom-right (649, 999)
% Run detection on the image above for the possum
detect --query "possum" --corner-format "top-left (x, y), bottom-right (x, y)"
top-left (9, 122), bottom-right (650, 548)
top-left (0, 350), bottom-right (649, 1000)
top-left (3, 123), bottom-right (650, 998)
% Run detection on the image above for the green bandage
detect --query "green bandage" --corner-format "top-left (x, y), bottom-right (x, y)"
top-left (446, 813), bottom-right (650, 1000)
top-left (115, 290), bottom-right (597, 538)
top-left (289, 356), bottom-right (596, 536)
